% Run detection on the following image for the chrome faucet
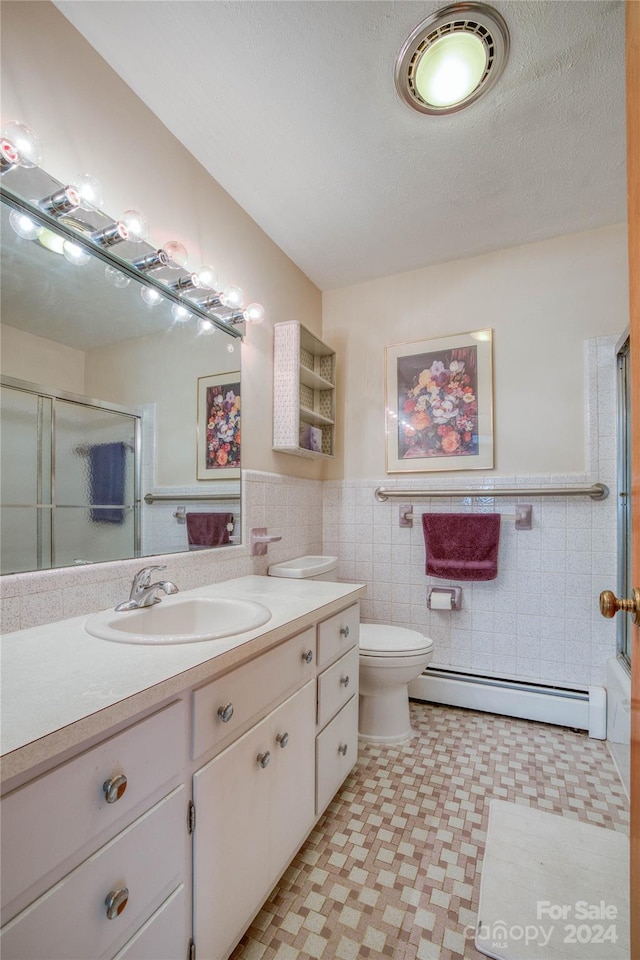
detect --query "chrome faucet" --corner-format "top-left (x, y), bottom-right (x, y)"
top-left (115, 565), bottom-right (179, 611)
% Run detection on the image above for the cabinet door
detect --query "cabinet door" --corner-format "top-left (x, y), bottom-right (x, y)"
top-left (268, 680), bottom-right (316, 880)
top-left (193, 681), bottom-right (316, 960)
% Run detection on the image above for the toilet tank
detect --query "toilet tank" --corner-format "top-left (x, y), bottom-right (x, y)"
top-left (267, 555), bottom-right (338, 581)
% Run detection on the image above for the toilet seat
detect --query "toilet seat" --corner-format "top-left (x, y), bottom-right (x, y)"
top-left (359, 624), bottom-right (433, 658)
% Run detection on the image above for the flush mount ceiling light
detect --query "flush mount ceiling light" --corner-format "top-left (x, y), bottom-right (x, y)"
top-left (395, 2), bottom-right (509, 115)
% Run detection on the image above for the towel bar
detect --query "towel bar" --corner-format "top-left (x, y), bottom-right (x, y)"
top-left (399, 504), bottom-right (533, 530)
top-left (376, 483), bottom-right (608, 501)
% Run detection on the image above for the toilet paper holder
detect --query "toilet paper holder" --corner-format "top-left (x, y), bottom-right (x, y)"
top-left (427, 586), bottom-right (462, 610)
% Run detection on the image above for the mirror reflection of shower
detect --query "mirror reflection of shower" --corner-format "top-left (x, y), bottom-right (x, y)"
top-left (0, 378), bottom-right (139, 574)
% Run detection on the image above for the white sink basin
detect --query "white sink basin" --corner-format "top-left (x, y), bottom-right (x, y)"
top-left (85, 596), bottom-right (272, 645)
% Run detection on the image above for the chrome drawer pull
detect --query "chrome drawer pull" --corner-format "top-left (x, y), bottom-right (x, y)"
top-left (339, 625), bottom-right (350, 638)
top-left (105, 887), bottom-right (129, 920)
top-left (276, 732), bottom-right (289, 749)
top-left (302, 649), bottom-right (313, 664)
top-left (338, 744), bottom-right (348, 756)
top-left (340, 675), bottom-right (350, 688)
top-left (103, 774), bottom-right (127, 804)
top-left (217, 702), bottom-right (234, 723)
top-left (257, 751), bottom-right (271, 768)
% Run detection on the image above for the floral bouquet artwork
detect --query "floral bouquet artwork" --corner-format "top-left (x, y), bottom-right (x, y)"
top-left (398, 347), bottom-right (478, 460)
top-left (197, 373), bottom-right (241, 479)
top-left (385, 331), bottom-right (493, 473)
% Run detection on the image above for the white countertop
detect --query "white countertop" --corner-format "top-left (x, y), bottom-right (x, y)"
top-left (1, 576), bottom-right (365, 784)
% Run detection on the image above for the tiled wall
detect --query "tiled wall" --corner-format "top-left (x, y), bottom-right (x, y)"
top-left (322, 337), bottom-right (619, 687)
top-left (0, 471), bottom-right (323, 634)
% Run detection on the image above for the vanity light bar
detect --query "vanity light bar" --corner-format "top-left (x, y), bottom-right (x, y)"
top-left (1, 119), bottom-right (266, 336)
top-left (1, 188), bottom-right (244, 338)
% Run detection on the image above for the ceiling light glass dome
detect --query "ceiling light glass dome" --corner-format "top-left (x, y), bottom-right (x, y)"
top-left (395, 2), bottom-right (509, 115)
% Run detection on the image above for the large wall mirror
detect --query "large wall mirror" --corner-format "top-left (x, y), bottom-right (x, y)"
top-left (0, 166), bottom-right (242, 575)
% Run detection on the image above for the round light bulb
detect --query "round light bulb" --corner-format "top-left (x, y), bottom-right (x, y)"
top-left (171, 303), bottom-right (192, 323)
top-left (415, 33), bottom-right (487, 108)
top-left (196, 264), bottom-right (218, 289)
top-left (140, 286), bottom-right (163, 306)
top-left (1, 121), bottom-right (42, 168)
top-left (197, 317), bottom-right (216, 336)
top-left (121, 209), bottom-right (148, 242)
top-left (9, 208), bottom-right (43, 241)
top-left (243, 302), bottom-right (265, 325)
top-left (62, 239), bottom-right (91, 266)
top-left (72, 173), bottom-right (105, 211)
top-left (162, 241), bottom-right (188, 269)
top-left (105, 266), bottom-right (131, 288)
top-left (221, 285), bottom-right (244, 310)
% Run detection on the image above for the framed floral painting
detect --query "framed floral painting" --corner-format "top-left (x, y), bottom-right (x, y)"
top-left (197, 373), bottom-right (241, 479)
top-left (385, 330), bottom-right (494, 473)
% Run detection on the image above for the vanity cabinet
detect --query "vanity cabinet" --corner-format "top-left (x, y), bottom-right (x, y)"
top-left (272, 321), bottom-right (336, 458)
top-left (0, 593), bottom-right (362, 960)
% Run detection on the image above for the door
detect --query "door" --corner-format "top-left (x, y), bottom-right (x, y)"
top-left (626, 2), bottom-right (639, 950)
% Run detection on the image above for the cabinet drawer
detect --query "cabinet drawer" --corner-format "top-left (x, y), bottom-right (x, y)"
top-left (1, 701), bottom-right (185, 916)
top-left (113, 885), bottom-right (188, 960)
top-left (0, 786), bottom-right (186, 960)
top-left (192, 627), bottom-right (316, 759)
top-left (316, 696), bottom-right (358, 816)
top-left (317, 645), bottom-right (359, 730)
top-left (317, 603), bottom-right (359, 668)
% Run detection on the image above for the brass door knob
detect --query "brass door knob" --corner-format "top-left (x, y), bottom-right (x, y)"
top-left (599, 588), bottom-right (640, 626)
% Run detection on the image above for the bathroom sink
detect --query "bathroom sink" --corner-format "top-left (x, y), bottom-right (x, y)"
top-left (85, 596), bottom-right (272, 645)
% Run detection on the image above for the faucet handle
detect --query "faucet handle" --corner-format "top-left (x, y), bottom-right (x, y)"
top-left (132, 565), bottom-right (166, 588)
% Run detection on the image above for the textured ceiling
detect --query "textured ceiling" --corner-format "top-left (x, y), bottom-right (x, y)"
top-left (55, 0), bottom-right (626, 291)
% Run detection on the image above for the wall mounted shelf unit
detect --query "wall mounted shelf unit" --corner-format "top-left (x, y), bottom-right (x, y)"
top-left (273, 321), bottom-right (335, 458)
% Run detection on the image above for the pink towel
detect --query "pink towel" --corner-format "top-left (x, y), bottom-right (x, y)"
top-left (422, 513), bottom-right (501, 581)
top-left (186, 512), bottom-right (233, 547)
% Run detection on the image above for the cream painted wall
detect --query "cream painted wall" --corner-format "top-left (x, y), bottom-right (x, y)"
top-left (0, 325), bottom-right (85, 395)
top-left (1, 0), bottom-right (323, 478)
top-left (323, 225), bottom-right (629, 480)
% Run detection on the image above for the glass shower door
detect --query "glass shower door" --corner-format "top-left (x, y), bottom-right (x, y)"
top-left (53, 400), bottom-right (138, 567)
top-left (0, 378), bottom-right (140, 574)
top-left (0, 385), bottom-right (52, 573)
top-left (617, 335), bottom-right (632, 669)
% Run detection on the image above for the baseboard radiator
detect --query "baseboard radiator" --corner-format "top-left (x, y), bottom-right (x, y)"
top-left (408, 668), bottom-right (607, 739)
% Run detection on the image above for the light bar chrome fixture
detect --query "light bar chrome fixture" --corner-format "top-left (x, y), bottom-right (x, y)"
top-left (2, 118), bottom-right (267, 335)
top-left (39, 185), bottom-right (81, 217)
top-left (395, 2), bottom-right (509, 115)
top-left (91, 209), bottom-right (149, 247)
top-left (133, 240), bottom-right (188, 273)
top-left (225, 303), bottom-right (266, 327)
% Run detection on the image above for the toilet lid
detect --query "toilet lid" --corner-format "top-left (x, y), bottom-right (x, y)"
top-left (359, 624), bottom-right (433, 657)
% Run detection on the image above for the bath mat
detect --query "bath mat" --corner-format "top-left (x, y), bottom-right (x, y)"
top-left (475, 799), bottom-right (629, 960)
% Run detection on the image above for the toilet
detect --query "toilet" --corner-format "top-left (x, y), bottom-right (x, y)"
top-left (268, 556), bottom-right (434, 743)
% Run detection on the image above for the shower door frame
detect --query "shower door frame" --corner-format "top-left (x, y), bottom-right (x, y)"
top-left (1, 375), bottom-right (142, 570)
top-left (625, 1), bottom-right (639, 951)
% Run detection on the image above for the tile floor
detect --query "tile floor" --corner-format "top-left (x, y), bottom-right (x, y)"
top-left (231, 702), bottom-right (629, 960)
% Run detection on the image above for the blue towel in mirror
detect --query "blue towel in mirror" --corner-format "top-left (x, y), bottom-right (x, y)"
top-left (88, 442), bottom-right (126, 524)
